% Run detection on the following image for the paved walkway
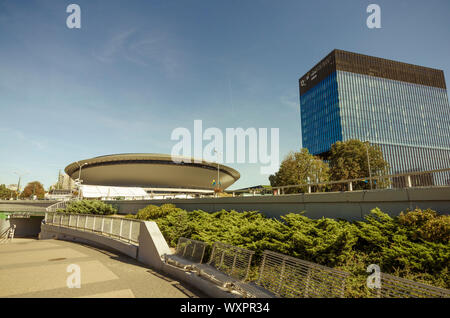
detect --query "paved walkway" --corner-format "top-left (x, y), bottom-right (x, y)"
top-left (0, 238), bottom-right (204, 298)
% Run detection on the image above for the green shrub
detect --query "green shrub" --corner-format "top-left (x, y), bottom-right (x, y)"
top-left (398, 208), bottom-right (450, 243)
top-left (117, 204), bottom-right (450, 294)
top-left (96, 204), bottom-right (450, 297)
top-left (64, 200), bottom-right (117, 215)
top-left (135, 203), bottom-right (182, 220)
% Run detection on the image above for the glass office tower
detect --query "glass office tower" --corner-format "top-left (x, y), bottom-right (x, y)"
top-left (299, 49), bottom-right (450, 185)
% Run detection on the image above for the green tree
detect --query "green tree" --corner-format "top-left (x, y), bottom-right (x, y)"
top-left (20, 181), bottom-right (45, 199)
top-left (0, 184), bottom-right (16, 200)
top-left (269, 148), bottom-right (330, 193)
top-left (329, 139), bottom-right (390, 190)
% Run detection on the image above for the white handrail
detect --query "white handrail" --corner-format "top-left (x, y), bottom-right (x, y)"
top-left (46, 199), bottom-right (76, 212)
top-left (44, 212), bottom-right (140, 245)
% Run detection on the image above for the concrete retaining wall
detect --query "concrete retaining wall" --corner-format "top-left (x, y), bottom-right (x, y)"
top-left (0, 200), bottom-right (58, 213)
top-left (3, 187), bottom-right (449, 221)
top-left (106, 186), bottom-right (450, 221)
top-left (0, 200), bottom-right (59, 207)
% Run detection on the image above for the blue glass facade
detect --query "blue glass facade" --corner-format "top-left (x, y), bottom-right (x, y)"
top-left (300, 50), bottom-right (450, 185)
top-left (300, 72), bottom-right (342, 155)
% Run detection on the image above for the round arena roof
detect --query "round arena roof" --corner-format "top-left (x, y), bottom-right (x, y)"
top-left (65, 153), bottom-right (240, 191)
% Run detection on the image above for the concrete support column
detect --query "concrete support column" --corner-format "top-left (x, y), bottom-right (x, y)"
top-left (137, 221), bottom-right (171, 271)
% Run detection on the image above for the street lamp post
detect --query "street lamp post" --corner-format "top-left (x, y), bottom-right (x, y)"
top-left (213, 149), bottom-right (221, 196)
top-left (75, 162), bottom-right (87, 200)
top-left (365, 132), bottom-right (373, 190)
top-left (17, 176), bottom-right (21, 199)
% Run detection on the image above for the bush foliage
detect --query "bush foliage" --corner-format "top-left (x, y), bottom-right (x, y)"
top-left (130, 205), bottom-right (450, 296)
top-left (61, 200), bottom-right (117, 215)
top-left (135, 203), bottom-right (182, 220)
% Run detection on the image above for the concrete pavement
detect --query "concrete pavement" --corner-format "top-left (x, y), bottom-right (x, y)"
top-left (0, 238), bottom-right (205, 298)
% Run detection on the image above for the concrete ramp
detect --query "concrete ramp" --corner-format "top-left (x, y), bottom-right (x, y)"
top-left (40, 223), bottom-right (138, 259)
top-left (38, 216), bottom-right (240, 297)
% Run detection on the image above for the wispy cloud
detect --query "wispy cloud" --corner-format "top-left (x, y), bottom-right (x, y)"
top-left (16, 130), bottom-right (45, 150)
top-left (0, 128), bottom-right (46, 150)
top-left (93, 29), bottom-right (137, 63)
top-left (280, 92), bottom-right (300, 112)
top-left (93, 29), bottom-right (182, 77)
top-left (98, 115), bottom-right (147, 130)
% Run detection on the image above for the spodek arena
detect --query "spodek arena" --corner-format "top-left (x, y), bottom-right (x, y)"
top-left (64, 153), bottom-right (240, 199)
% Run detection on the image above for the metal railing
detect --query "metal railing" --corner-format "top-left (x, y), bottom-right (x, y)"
top-left (46, 200), bottom-right (76, 213)
top-left (174, 237), bottom-right (207, 263)
top-left (228, 167), bottom-right (450, 196)
top-left (0, 225), bottom-right (16, 244)
top-left (207, 241), bottom-right (255, 281)
top-left (256, 250), bottom-right (350, 298)
top-left (44, 212), bottom-right (141, 245)
top-left (163, 237), bottom-right (449, 298)
top-left (371, 272), bottom-right (450, 298)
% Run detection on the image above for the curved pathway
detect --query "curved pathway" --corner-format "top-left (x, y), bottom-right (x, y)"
top-left (0, 238), bottom-right (204, 298)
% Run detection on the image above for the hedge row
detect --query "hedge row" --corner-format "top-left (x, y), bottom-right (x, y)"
top-left (58, 200), bottom-right (117, 215)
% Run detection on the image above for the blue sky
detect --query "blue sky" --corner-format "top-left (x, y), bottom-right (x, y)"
top-left (0, 0), bottom-right (449, 190)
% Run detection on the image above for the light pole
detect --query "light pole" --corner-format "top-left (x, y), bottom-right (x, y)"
top-left (75, 162), bottom-right (87, 199)
top-left (17, 176), bottom-right (21, 199)
top-left (213, 149), bottom-right (221, 195)
top-left (316, 161), bottom-right (322, 192)
top-left (365, 132), bottom-right (373, 190)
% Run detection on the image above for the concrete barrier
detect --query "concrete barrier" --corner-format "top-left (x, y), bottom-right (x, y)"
top-left (4, 187), bottom-right (449, 221)
top-left (105, 186), bottom-right (450, 221)
top-left (0, 200), bottom-right (58, 212)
